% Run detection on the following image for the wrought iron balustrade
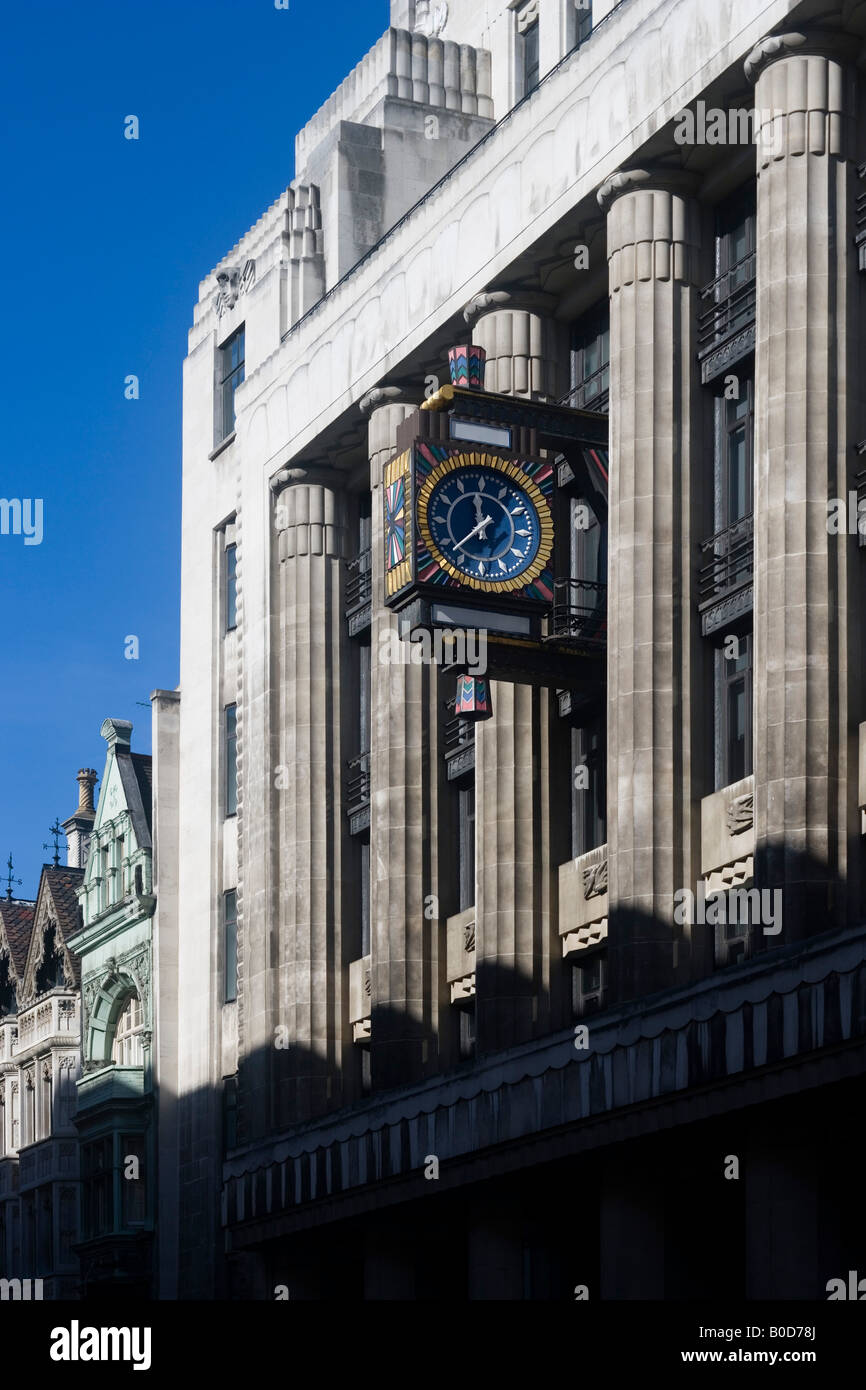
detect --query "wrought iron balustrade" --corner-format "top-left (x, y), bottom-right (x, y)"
top-left (698, 515), bottom-right (754, 635)
top-left (548, 579), bottom-right (607, 649)
top-left (346, 752), bottom-right (371, 833)
top-left (697, 252), bottom-right (757, 383)
top-left (345, 548), bottom-right (372, 634)
top-left (443, 701), bottom-right (475, 779)
top-left (699, 515), bottom-right (754, 603)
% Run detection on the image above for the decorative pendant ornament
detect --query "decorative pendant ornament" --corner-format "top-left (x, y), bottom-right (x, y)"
top-left (448, 344), bottom-right (487, 390)
top-left (455, 675), bottom-right (492, 720)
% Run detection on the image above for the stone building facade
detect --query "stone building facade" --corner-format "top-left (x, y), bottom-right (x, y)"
top-left (169, 0), bottom-right (866, 1298)
top-left (0, 817), bottom-right (87, 1298)
top-left (67, 720), bottom-right (159, 1299)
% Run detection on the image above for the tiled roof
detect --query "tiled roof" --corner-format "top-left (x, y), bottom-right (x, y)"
top-left (40, 866), bottom-right (85, 987)
top-left (0, 899), bottom-right (36, 976)
top-left (131, 753), bottom-right (153, 834)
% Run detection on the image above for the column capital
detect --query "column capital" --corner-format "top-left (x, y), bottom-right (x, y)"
top-left (462, 289), bottom-right (556, 328)
top-left (359, 385), bottom-right (404, 416)
top-left (745, 28), bottom-right (858, 84)
top-left (269, 464), bottom-right (339, 496)
top-left (597, 166), bottom-right (699, 213)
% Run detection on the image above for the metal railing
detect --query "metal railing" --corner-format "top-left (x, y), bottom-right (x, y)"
top-left (548, 579), bottom-right (607, 647)
top-left (443, 709), bottom-right (475, 757)
top-left (346, 752), bottom-right (370, 814)
top-left (346, 548), bottom-right (372, 613)
top-left (697, 252), bottom-right (756, 356)
top-left (699, 514), bottom-right (754, 604)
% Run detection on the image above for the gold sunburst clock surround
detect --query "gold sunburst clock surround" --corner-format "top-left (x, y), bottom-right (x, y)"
top-left (416, 450), bottom-right (554, 595)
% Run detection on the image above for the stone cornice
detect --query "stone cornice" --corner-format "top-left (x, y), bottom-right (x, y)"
top-left (745, 28), bottom-right (859, 84)
top-left (597, 166), bottom-right (699, 212)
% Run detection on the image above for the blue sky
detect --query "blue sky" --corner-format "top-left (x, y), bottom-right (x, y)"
top-left (0, 0), bottom-right (387, 897)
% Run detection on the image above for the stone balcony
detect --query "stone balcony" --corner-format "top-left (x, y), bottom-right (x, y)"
top-left (0, 1019), bottom-right (19, 1063)
top-left (17, 1137), bottom-right (78, 1192)
top-left (15, 992), bottom-right (79, 1058)
top-left (76, 1064), bottom-right (146, 1112)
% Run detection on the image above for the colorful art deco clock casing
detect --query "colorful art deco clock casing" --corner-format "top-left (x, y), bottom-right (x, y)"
top-left (384, 441), bottom-right (555, 614)
top-left (380, 344), bottom-right (609, 684)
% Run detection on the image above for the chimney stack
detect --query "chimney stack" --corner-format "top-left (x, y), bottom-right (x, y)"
top-left (76, 768), bottom-right (98, 815)
top-left (63, 768), bottom-right (99, 870)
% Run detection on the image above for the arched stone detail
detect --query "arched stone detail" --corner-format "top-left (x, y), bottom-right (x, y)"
top-left (82, 969), bottom-right (141, 1066)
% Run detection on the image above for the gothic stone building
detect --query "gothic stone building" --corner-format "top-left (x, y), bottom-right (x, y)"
top-left (0, 856), bottom-right (85, 1299)
top-left (165, 0), bottom-right (866, 1298)
top-left (68, 720), bottom-right (162, 1300)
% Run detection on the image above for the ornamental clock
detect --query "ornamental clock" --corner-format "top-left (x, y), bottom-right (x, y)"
top-left (379, 358), bottom-right (609, 682)
top-left (384, 443), bottom-right (555, 615)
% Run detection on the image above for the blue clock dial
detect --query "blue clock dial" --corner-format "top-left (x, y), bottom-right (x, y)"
top-left (426, 466), bottom-right (541, 583)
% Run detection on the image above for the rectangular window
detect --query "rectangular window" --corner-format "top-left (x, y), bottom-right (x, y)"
top-left (360, 838), bottom-right (371, 958)
top-left (223, 1076), bottom-right (238, 1152)
top-left (359, 638), bottom-right (371, 754)
top-left (572, 714), bottom-right (606, 859)
top-left (714, 374), bottom-right (754, 535)
top-left (716, 633), bottom-right (753, 787)
top-left (224, 890), bottom-right (238, 1003)
top-left (715, 904), bottom-right (753, 968)
top-left (573, 951), bottom-right (607, 1016)
top-left (458, 778), bottom-right (476, 912)
top-left (570, 312), bottom-right (610, 412)
top-left (225, 704), bottom-right (238, 816)
top-left (219, 327), bottom-right (245, 442)
top-left (359, 1044), bottom-right (372, 1096)
top-left (82, 1137), bottom-right (113, 1239)
top-left (121, 1134), bottom-right (147, 1226)
top-left (458, 1003), bottom-right (476, 1061)
top-left (716, 188), bottom-right (756, 298)
top-left (522, 20), bottom-right (539, 94)
top-left (573, 0), bottom-right (592, 47)
top-left (225, 543), bottom-right (237, 632)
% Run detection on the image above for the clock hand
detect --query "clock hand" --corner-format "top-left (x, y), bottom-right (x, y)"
top-left (473, 492), bottom-right (484, 525)
top-left (453, 514), bottom-right (492, 551)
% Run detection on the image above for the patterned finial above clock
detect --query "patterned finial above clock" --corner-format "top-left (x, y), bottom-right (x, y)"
top-left (448, 344), bottom-right (487, 390)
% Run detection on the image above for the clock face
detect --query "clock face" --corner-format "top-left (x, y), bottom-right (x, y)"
top-left (417, 453), bottom-right (552, 593)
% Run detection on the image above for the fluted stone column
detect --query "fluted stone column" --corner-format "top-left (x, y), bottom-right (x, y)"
top-left (599, 170), bottom-right (705, 1001)
top-left (470, 294), bottom-right (559, 398)
top-left (746, 31), bottom-right (863, 939)
top-left (273, 470), bottom-right (349, 1124)
top-left (365, 391), bottom-right (441, 1088)
top-left (469, 297), bottom-right (561, 1052)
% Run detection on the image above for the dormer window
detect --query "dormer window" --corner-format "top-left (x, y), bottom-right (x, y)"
top-left (35, 926), bottom-right (66, 994)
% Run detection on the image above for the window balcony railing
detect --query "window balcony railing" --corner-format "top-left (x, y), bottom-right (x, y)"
top-left (855, 467), bottom-right (866, 548)
top-left (547, 579), bottom-right (607, 649)
top-left (698, 514), bottom-right (754, 635)
top-left (346, 751), bottom-right (370, 834)
top-left (443, 702), bottom-right (475, 780)
top-left (855, 161), bottom-right (866, 271)
top-left (557, 372), bottom-right (609, 414)
top-left (697, 252), bottom-right (757, 384)
top-left (346, 548), bottom-right (372, 635)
